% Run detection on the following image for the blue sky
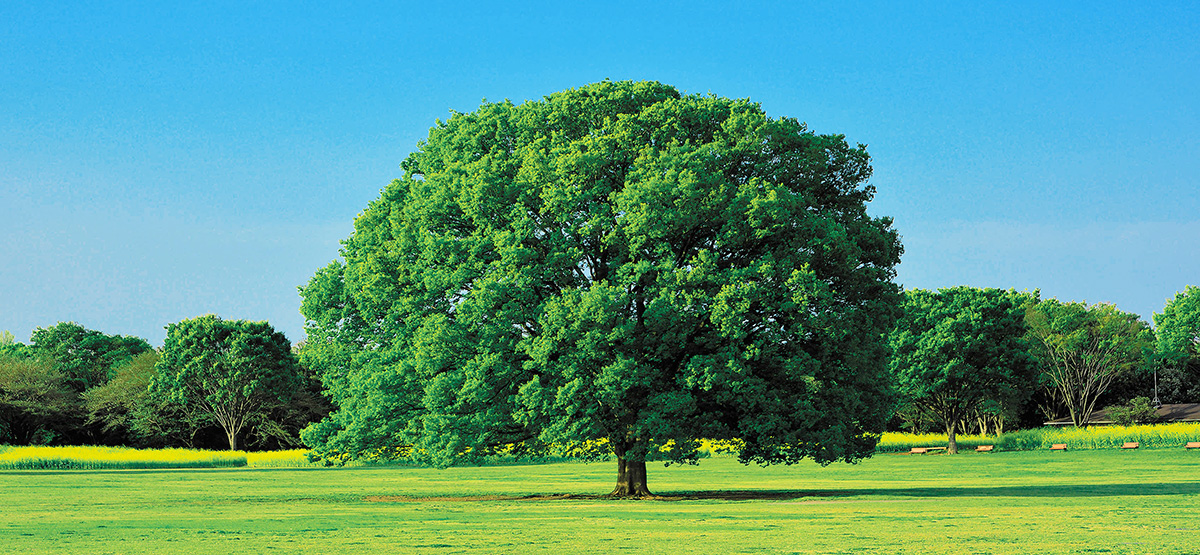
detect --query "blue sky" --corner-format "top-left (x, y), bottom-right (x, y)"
top-left (2, 1), bottom-right (1197, 345)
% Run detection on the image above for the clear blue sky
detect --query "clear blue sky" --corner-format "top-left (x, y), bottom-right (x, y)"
top-left (2, 1), bottom-right (1197, 346)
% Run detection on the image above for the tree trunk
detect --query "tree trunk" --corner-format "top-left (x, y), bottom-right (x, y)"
top-left (225, 427), bottom-right (238, 451)
top-left (946, 420), bottom-right (959, 454)
top-left (610, 455), bottom-right (651, 497)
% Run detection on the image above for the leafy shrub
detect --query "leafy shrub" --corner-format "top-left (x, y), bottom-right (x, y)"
top-left (1104, 397), bottom-right (1161, 426)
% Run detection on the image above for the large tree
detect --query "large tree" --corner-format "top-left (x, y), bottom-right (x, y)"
top-left (889, 287), bottom-right (1037, 453)
top-left (1026, 300), bottom-right (1153, 426)
top-left (300, 80), bottom-right (903, 496)
top-left (1154, 286), bottom-right (1200, 403)
top-left (30, 322), bottom-right (151, 392)
top-left (152, 315), bottom-right (301, 450)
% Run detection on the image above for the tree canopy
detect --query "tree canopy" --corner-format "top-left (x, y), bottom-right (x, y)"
top-left (153, 315), bottom-right (301, 450)
top-left (1154, 286), bottom-right (1200, 403)
top-left (889, 287), bottom-right (1037, 452)
top-left (299, 80), bottom-right (903, 496)
top-left (0, 331), bottom-right (25, 358)
top-left (0, 353), bottom-right (73, 444)
top-left (1026, 300), bottom-right (1153, 426)
top-left (30, 322), bottom-right (151, 392)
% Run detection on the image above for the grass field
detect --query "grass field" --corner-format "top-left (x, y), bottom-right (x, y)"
top-left (3, 449), bottom-right (1200, 554)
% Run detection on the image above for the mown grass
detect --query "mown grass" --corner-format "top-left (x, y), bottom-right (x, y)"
top-left (3, 448), bottom-right (1200, 554)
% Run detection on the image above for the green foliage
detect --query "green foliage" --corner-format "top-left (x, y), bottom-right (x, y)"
top-left (0, 354), bottom-right (74, 444)
top-left (30, 322), bottom-right (151, 392)
top-left (153, 315), bottom-right (302, 450)
top-left (0, 331), bottom-right (28, 358)
top-left (1025, 300), bottom-right (1154, 427)
top-left (301, 80), bottom-right (904, 483)
top-left (82, 351), bottom-right (158, 439)
top-left (1104, 396), bottom-right (1161, 426)
top-left (82, 351), bottom-right (209, 447)
top-left (1155, 285), bottom-right (1200, 361)
top-left (1154, 285), bottom-right (1200, 403)
top-left (889, 287), bottom-right (1037, 452)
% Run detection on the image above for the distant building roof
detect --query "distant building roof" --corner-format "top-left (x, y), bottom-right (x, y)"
top-left (1044, 403), bottom-right (1200, 426)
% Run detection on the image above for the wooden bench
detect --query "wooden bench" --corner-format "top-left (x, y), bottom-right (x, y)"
top-left (975, 445), bottom-right (994, 452)
top-left (908, 447), bottom-right (947, 455)
top-left (1050, 444), bottom-right (1068, 451)
top-left (1186, 442), bottom-right (1200, 449)
top-left (1121, 442), bottom-right (1139, 449)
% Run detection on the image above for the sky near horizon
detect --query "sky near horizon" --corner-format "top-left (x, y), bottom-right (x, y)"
top-left (2, 1), bottom-right (1197, 346)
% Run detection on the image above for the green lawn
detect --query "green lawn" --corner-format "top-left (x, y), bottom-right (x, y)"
top-left (3, 449), bottom-right (1199, 554)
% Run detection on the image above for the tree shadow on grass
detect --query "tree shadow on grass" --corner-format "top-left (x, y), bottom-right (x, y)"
top-left (658, 482), bottom-right (1200, 501)
top-left (363, 482), bottom-right (1200, 503)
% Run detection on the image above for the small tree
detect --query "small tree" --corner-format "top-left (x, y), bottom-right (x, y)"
top-left (153, 315), bottom-right (301, 450)
top-left (890, 287), bottom-right (1037, 453)
top-left (1026, 300), bottom-right (1153, 427)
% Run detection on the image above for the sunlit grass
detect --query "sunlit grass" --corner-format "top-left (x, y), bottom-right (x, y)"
top-left (5, 449), bottom-right (1200, 554)
top-left (245, 449), bottom-right (314, 467)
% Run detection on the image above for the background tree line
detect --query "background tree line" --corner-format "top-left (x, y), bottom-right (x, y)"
top-left (6, 286), bottom-right (1194, 454)
top-left (889, 285), bottom-right (1200, 451)
top-left (0, 318), bottom-right (329, 450)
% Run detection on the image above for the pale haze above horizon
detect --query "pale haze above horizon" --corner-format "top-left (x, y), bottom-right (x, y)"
top-left (2, 1), bottom-right (1197, 346)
